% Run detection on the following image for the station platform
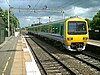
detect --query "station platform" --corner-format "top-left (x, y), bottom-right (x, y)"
top-left (0, 35), bottom-right (99, 75)
top-left (87, 39), bottom-right (100, 47)
top-left (0, 35), bottom-right (41, 75)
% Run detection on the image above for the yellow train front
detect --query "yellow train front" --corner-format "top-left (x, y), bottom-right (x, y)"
top-left (65, 17), bottom-right (89, 51)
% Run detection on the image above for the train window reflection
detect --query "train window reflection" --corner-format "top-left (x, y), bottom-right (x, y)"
top-left (68, 22), bottom-right (87, 35)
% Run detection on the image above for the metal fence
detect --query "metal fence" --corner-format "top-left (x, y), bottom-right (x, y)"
top-left (0, 27), bottom-right (5, 44)
top-left (0, 17), bottom-right (7, 44)
top-left (89, 30), bottom-right (100, 40)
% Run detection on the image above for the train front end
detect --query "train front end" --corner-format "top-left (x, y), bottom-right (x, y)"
top-left (65, 18), bottom-right (89, 51)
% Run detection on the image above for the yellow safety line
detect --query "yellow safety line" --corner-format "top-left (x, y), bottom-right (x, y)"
top-left (2, 39), bottom-right (17, 75)
top-left (2, 61), bottom-right (9, 73)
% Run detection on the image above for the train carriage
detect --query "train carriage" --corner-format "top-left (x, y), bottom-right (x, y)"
top-left (28, 17), bottom-right (89, 51)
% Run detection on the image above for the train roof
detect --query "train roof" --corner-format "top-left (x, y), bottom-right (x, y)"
top-left (28, 19), bottom-right (65, 28)
top-left (28, 16), bottom-right (85, 28)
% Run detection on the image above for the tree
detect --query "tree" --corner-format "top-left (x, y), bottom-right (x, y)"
top-left (93, 10), bottom-right (100, 19)
top-left (0, 7), bottom-right (20, 35)
top-left (90, 10), bottom-right (100, 30)
top-left (85, 18), bottom-right (91, 29)
top-left (0, 7), bottom-right (4, 17)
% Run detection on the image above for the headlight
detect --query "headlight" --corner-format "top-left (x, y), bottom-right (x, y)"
top-left (67, 37), bottom-right (73, 40)
top-left (83, 37), bottom-right (88, 40)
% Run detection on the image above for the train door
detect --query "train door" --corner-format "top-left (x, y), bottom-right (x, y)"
top-left (48, 25), bottom-right (52, 33)
top-left (60, 23), bottom-right (64, 36)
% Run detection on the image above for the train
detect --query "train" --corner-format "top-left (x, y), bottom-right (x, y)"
top-left (27, 16), bottom-right (89, 51)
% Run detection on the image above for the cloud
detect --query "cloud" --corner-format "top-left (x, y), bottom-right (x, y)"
top-left (0, 0), bottom-right (5, 3)
top-left (1, 0), bottom-right (100, 27)
top-left (65, 6), bottom-right (90, 16)
top-left (38, 15), bottom-right (65, 24)
top-left (92, 0), bottom-right (99, 4)
top-left (25, 16), bottom-right (33, 19)
top-left (26, 18), bottom-right (31, 21)
top-left (73, 7), bottom-right (89, 15)
top-left (64, 6), bottom-right (100, 19)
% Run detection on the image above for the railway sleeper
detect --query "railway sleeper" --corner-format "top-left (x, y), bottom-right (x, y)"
top-left (47, 69), bottom-right (70, 75)
top-left (45, 66), bottom-right (64, 70)
top-left (47, 72), bottom-right (70, 75)
top-left (76, 54), bottom-right (100, 69)
top-left (47, 69), bottom-right (66, 73)
top-left (42, 63), bottom-right (61, 67)
top-left (41, 60), bottom-right (58, 64)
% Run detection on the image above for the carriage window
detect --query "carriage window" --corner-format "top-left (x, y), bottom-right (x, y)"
top-left (52, 27), bottom-right (55, 33)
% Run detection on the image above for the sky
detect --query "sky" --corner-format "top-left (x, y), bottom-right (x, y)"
top-left (0, 0), bottom-right (100, 27)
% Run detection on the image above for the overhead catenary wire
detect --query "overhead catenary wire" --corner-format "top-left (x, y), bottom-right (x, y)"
top-left (6, 0), bottom-right (9, 4)
top-left (58, 0), bottom-right (99, 14)
top-left (7, 0), bottom-right (100, 19)
top-left (34, 0), bottom-right (41, 8)
top-left (58, 0), bottom-right (79, 8)
top-left (58, 0), bottom-right (89, 10)
top-left (56, 0), bottom-right (86, 16)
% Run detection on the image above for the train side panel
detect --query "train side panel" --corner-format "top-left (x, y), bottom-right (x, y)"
top-left (28, 17), bottom-right (89, 51)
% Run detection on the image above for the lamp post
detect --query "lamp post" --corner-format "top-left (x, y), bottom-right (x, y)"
top-left (8, 5), bottom-right (10, 37)
top-left (6, 0), bottom-right (10, 37)
top-left (49, 16), bottom-right (50, 22)
top-left (37, 18), bottom-right (41, 24)
top-left (62, 10), bottom-right (65, 19)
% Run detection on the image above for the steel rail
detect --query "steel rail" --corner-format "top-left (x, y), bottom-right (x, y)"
top-left (30, 36), bottom-right (76, 75)
top-left (25, 37), bottom-right (47, 75)
top-left (67, 52), bottom-right (100, 71)
top-left (82, 52), bottom-right (100, 61)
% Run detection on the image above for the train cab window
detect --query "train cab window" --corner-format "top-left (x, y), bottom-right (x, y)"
top-left (68, 22), bottom-right (87, 35)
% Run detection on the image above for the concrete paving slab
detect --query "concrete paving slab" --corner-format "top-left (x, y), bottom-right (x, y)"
top-left (88, 40), bottom-right (100, 47)
top-left (24, 52), bottom-right (32, 62)
top-left (10, 35), bottom-right (41, 75)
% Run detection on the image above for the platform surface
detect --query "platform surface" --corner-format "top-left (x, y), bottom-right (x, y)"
top-left (0, 35), bottom-right (41, 75)
top-left (0, 35), bottom-right (99, 75)
top-left (88, 39), bottom-right (100, 47)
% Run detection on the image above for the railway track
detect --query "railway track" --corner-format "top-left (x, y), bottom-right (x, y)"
top-left (82, 52), bottom-right (100, 62)
top-left (67, 52), bottom-right (100, 71)
top-left (25, 34), bottom-right (100, 75)
top-left (25, 36), bottom-right (75, 75)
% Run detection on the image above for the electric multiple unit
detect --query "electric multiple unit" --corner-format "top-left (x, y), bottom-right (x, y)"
top-left (28, 17), bottom-right (89, 51)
